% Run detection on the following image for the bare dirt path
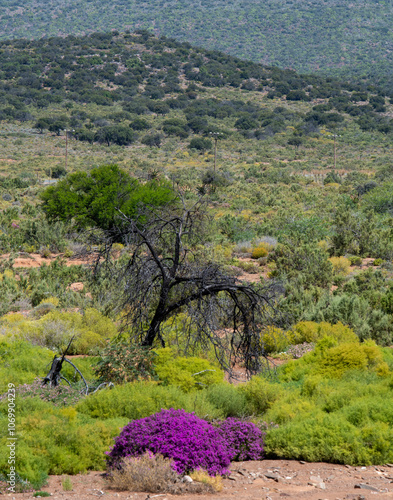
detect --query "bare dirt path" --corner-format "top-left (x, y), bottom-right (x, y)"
top-left (6, 460), bottom-right (393, 500)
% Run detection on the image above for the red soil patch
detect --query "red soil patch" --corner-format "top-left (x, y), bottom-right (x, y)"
top-left (7, 460), bottom-right (393, 499)
top-left (0, 253), bottom-right (95, 268)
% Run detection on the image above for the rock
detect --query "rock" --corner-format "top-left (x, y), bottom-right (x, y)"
top-left (265, 473), bottom-right (281, 482)
top-left (309, 475), bottom-right (326, 489)
top-left (182, 475), bottom-right (193, 483)
top-left (354, 483), bottom-right (379, 492)
top-left (68, 281), bottom-right (84, 291)
top-left (308, 481), bottom-right (326, 490)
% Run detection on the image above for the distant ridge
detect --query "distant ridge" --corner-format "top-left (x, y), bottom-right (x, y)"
top-left (0, 0), bottom-right (393, 84)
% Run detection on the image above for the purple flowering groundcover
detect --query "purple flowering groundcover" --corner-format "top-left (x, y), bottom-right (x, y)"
top-left (107, 408), bottom-right (264, 476)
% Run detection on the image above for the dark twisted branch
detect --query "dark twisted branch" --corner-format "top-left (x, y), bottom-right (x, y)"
top-left (42, 335), bottom-right (75, 388)
top-left (92, 197), bottom-right (284, 377)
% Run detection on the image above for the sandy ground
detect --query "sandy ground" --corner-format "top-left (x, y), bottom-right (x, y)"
top-left (4, 460), bottom-right (393, 500)
top-left (0, 253), bottom-right (94, 268)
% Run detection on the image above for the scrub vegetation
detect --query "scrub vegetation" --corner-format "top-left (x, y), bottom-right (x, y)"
top-left (1, 29), bottom-right (393, 493)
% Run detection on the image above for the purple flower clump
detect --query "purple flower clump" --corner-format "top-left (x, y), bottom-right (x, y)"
top-left (107, 408), bottom-right (232, 476)
top-left (218, 418), bottom-right (265, 461)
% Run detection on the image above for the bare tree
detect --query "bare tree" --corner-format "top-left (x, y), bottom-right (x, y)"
top-left (94, 197), bottom-right (281, 378)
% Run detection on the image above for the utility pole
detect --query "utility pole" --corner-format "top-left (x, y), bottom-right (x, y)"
top-left (64, 129), bottom-right (75, 171)
top-left (334, 134), bottom-right (337, 170)
top-left (209, 132), bottom-right (222, 173)
top-left (329, 133), bottom-right (341, 170)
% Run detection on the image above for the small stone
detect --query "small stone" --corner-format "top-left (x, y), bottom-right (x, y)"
top-left (299, 460), bottom-right (306, 464)
top-left (265, 473), bottom-right (281, 482)
top-left (354, 483), bottom-right (379, 492)
top-left (182, 475), bottom-right (193, 483)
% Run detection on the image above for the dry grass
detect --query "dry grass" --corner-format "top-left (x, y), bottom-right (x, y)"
top-left (107, 453), bottom-right (178, 493)
top-left (189, 469), bottom-right (223, 492)
top-left (106, 453), bottom-right (217, 494)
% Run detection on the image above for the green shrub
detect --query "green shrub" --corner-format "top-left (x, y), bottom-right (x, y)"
top-left (251, 245), bottom-right (268, 259)
top-left (154, 348), bottom-right (224, 391)
top-left (270, 243), bottom-right (333, 289)
top-left (235, 260), bottom-right (260, 273)
top-left (62, 477), bottom-right (73, 491)
top-left (263, 361), bottom-right (393, 464)
top-left (264, 411), bottom-right (393, 465)
top-left (260, 326), bottom-right (289, 354)
top-left (76, 381), bottom-right (222, 420)
top-left (205, 384), bottom-right (247, 418)
top-left (188, 137), bottom-right (212, 151)
top-left (280, 337), bottom-right (390, 382)
top-left (93, 340), bottom-right (156, 384)
top-left (317, 342), bottom-right (368, 378)
top-left (289, 321), bottom-right (358, 345)
top-left (0, 397), bottom-right (127, 487)
top-left (240, 376), bottom-right (282, 414)
top-left (316, 341), bottom-right (390, 379)
top-left (348, 255), bottom-right (362, 266)
top-left (0, 339), bottom-right (53, 393)
top-left (3, 308), bottom-right (118, 354)
top-left (374, 258), bottom-right (384, 266)
top-left (329, 256), bottom-right (351, 276)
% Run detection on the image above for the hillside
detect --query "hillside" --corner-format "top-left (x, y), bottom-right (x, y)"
top-left (1, 0), bottom-right (393, 83)
top-left (0, 30), bottom-right (392, 334)
top-left (0, 30), bottom-right (392, 182)
top-left (3, 31), bottom-right (393, 491)
top-left (0, 31), bottom-right (393, 320)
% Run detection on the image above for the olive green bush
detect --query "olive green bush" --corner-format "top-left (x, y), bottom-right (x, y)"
top-left (154, 348), bottom-right (224, 391)
top-left (270, 243), bottom-right (333, 289)
top-left (329, 256), bottom-right (351, 276)
top-left (259, 342), bottom-right (393, 464)
top-left (2, 308), bottom-right (118, 354)
top-left (0, 397), bottom-right (126, 487)
top-left (205, 383), bottom-right (247, 418)
top-left (76, 381), bottom-right (222, 420)
top-left (239, 376), bottom-right (282, 415)
top-left (0, 339), bottom-right (53, 393)
top-left (289, 321), bottom-right (358, 345)
top-left (93, 339), bottom-right (156, 384)
top-left (260, 326), bottom-right (289, 354)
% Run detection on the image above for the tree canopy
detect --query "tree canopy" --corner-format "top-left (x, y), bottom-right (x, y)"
top-left (40, 164), bottom-right (174, 231)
